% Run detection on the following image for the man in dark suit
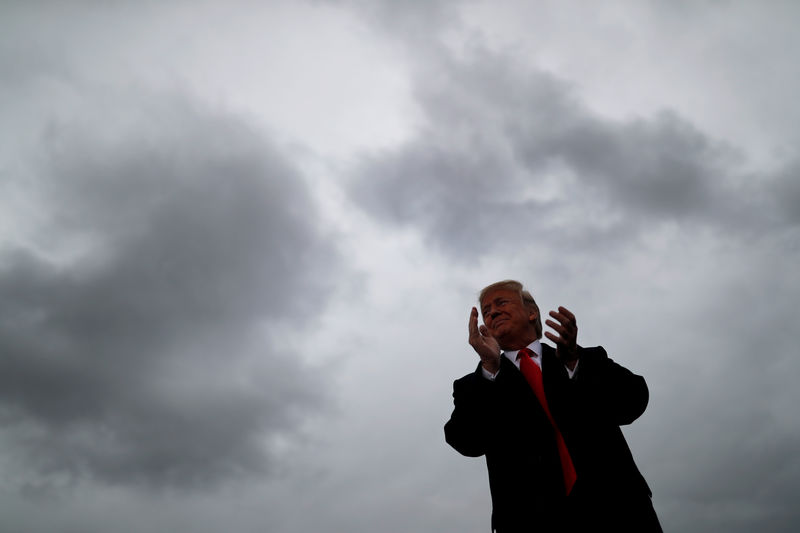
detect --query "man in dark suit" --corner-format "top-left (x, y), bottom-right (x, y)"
top-left (444, 280), bottom-right (661, 532)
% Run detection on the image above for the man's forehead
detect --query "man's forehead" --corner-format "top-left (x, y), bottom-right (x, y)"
top-left (480, 288), bottom-right (519, 306)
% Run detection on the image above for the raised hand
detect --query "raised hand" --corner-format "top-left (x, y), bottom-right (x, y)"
top-left (544, 306), bottom-right (579, 365)
top-left (468, 306), bottom-right (501, 373)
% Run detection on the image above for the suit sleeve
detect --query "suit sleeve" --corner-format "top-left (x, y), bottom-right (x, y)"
top-left (573, 346), bottom-right (649, 426)
top-left (444, 367), bottom-right (497, 457)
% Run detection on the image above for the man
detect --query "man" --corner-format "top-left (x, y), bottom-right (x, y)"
top-left (444, 280), bottom-right (661, 532)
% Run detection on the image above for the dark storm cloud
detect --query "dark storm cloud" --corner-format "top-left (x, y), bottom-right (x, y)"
top-left (335, 0), bottom-right (462, 39)
top-left (770, 161), bottom-right (800, 225)
top-left (350, 48), bottom-right (796, 257)
top-left (0, 98), bottom-right (338, 490)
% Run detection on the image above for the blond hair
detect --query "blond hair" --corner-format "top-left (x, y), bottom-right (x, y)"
top-left (478, 280), bottom-right (542, 338)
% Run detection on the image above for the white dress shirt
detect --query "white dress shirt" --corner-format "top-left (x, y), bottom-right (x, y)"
top-left (481, 339), bottom-right (578, 380)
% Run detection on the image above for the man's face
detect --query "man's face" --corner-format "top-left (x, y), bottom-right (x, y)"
top-left (480, 288), bottom-right (538, 349)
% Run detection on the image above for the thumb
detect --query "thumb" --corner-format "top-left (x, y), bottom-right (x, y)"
top-left (479, 325), bottom-right (489, 337)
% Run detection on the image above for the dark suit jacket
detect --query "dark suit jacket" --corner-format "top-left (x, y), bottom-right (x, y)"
top-left (444, 345), bottom-right (661, 532)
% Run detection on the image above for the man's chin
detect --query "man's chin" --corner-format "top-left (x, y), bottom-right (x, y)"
top-left (491, 323), bottom-right (510, 336)
top-left (492, 330), bottom-right (512, 347)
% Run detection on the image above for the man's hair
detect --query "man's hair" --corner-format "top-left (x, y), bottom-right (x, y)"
top-left (478, 279), bottom-right (542, 338)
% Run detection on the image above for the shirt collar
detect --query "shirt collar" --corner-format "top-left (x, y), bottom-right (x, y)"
top-left (503, 338), bottom-right (542, 364)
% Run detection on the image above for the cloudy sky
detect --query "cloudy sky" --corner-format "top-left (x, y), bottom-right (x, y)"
top-left (1, 1), bottom-right (799, 532)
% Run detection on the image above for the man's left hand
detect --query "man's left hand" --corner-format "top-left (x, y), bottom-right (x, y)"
top-left (545, 306), bottom-right (579, 365)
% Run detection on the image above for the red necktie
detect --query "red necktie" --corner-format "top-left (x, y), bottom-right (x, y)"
top-left (517, 348), bottom-right (577, 495)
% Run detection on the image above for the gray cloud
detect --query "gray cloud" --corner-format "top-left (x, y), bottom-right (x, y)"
top-left (343, 25), bottom-right (800, 532)
top-left (333, 0), bottom-right (463, 42)
top-left (0, 96), bottom-right (339, 491)
top-left (2, 1), bottom-right (800, 532)
top-left (349, 47), bottom-right (798, 259)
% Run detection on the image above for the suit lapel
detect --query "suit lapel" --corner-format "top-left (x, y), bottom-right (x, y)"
top-left (541, 344), bottom-right (568, 381)
top-left (541, 343), bottom-right (573, 424)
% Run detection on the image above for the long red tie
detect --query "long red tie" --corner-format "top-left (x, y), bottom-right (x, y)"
top-left (517, 348), bottom-right (577, 495)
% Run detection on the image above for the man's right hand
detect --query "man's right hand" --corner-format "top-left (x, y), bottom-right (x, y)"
top-left (468, 307), bottom-right (501, 374)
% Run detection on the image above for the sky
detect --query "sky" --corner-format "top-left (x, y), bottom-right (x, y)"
top-left (1, 1), bottom-right (799, 532)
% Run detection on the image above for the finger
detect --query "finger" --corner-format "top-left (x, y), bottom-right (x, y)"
top-left (545, 318), bottom-right (568, 337)
top-left (558, 306), bottom-right (576, 323)
top-left (544, 331), bottom-right (562, 344)
top-left (546, 320), bottom-right (576, 352)
top-left (469, 307), bottom-right (478, 332)
top-left (548, 311), bottom-right (576, 332)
